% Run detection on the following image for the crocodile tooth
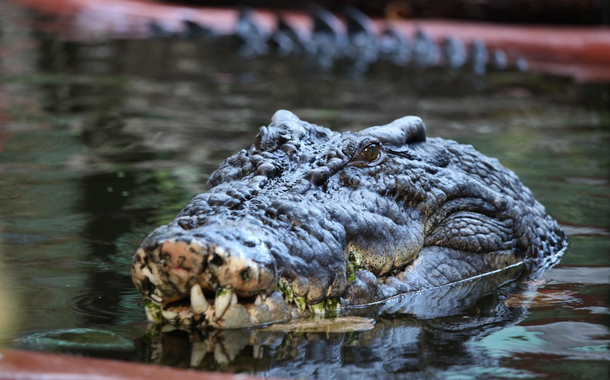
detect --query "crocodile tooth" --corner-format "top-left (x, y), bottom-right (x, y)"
top-left (254, 294), bottom-right (262, 306)
top-left (144, 298), bottom-right (162, 323)
top-left (346, 261), bottom-right (356, 281)
top-left (294, 296), bottom-right (307, 313)
top-left (215, 288), bottom-right (233, 319)
top-left (325, 297), bottom-right (341, 311)
top-left (162, 309), bottom-right (178, 321)
top-left (261, 293), bottom-right (266, 301)
top-left (281, 282), bottom-right (294, 303)
top-left (231, 292), bottom-right (238, 306)
top-left (308, 302), bottom-right (326, 315)
top-left (190, 284), bottom-right (209, 314)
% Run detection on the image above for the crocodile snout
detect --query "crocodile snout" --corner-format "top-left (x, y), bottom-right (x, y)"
top-left (132, 222), bottom-right (277, 301)
top-left (131, 222), bottom-right (286, 328)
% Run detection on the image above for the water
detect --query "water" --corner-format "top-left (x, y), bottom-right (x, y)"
top-left (0, 0), bottom-right (609, 378)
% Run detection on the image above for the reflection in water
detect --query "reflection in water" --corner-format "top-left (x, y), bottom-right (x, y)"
top-left (132, 272), bottom-right (610, 378)
top-left (130, 265), bottom-right (608, 378)
top-left (137, 269), bottom-right (534, 378)
top-left (0, 0), bottom-right (609, 378)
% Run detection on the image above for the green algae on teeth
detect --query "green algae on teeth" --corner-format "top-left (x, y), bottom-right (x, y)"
top-left (309, 302), bottom-right (326, 315)
top-left (278, 279), bottom-right (294, 303)
top-left (295, 296), bottom-right (307, 313)
top-left (346, 261), bottom-right (356, 281)
top-left (325, 297), bottom-right (341, 311)
top-left (144, 298), bottom-right (162, 323)
top-left (349, 250), bottom-right (365, 270)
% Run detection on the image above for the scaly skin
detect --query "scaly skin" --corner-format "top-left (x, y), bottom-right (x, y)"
top-left (131, 110), bottom-right (566, 329)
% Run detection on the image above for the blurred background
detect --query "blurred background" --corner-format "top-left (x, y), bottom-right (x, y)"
top-left (0, 0), bottom-right (609, 379)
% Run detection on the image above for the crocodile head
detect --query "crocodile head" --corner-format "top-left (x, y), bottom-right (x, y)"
top-left (131, 110), bottom-right (565, 328)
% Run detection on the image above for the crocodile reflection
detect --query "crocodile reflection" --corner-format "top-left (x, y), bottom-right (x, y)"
top-left (138, 266), bottom-right (529, 377)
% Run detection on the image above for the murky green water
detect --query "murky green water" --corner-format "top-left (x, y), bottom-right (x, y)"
top-left (0, 1), bottom-right (609, 379)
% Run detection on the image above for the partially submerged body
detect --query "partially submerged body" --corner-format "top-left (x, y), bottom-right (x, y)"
top-left (131, 110), bottom-right (566, 329)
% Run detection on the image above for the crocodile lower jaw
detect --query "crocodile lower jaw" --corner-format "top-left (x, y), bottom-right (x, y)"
top-left (144, 289), bottom-right (298, 329)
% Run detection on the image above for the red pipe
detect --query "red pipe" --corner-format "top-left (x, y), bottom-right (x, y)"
top-left (0, 348), bottom-right (284, 380)
top-left (7, 0), bottom-right (610, 82)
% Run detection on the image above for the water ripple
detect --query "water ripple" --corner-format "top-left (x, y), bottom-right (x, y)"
top-left (69, 288), bottom-right (144, 325)
top-left (15, 328), bottom-right (134, 350)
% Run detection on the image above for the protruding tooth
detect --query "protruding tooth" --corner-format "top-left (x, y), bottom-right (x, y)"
top-left (278, 280), bottom-right (293, 303)
top-left (325, 297), bottom-right (341, 311)
top-left (254, 294), bottom-right (262, 306)
top-left (215, 288), bottom-right (233, 319)
top-left (162, 309), bottom-right (178, 321)
top-left (349, 250), bottom-right (365, 270)
top-left (261, 293), bottom-right (266, 301)
top-left (308, 302), bottom-right (326, 315)
top-left (190, 284), bottom-right (209, 314)
top-left (294, 296), bottom-right (307, 313)
top-left (346, 261), bottom-right (356, 281)
top-left (231, 292), bottom-right (238, 306)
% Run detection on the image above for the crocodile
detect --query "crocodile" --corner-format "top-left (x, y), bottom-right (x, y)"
top-left (131, 110), bottom-right (566, 329)
top-left (179, 5), bottom-right (523, 75)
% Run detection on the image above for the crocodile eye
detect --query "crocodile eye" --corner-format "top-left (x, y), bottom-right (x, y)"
top-left (361, 143), bottom-right (381, 162)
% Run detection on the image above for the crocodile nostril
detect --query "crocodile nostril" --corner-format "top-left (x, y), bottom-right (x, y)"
top-left (210, 253), bottom-right (225, 266)
top-left (240, 267), bottom-right (252, 282)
